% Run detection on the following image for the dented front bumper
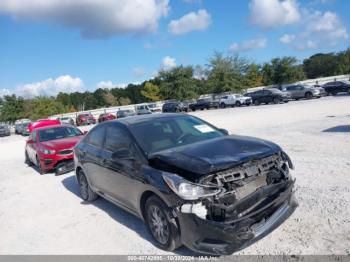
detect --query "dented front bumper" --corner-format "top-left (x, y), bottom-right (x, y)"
top-left (175, 181), bottom-right (297, 255)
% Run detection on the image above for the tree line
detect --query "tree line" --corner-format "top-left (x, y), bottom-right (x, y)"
top-left (1, 48), bottom-right (349, 123)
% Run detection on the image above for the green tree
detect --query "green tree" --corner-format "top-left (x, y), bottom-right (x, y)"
top-left (30, 97), bottom-right (65, 120)
top-left (0, 95), bottom-right (25, 123)
top-left (336, 48), bottom-right (350, 75)
top-left (158, 66), bottom-right (198, 100)
top-left (262, 56), bottom-right (305, 85)
top-left (141, 82), bottom-right (162, 101)
top-left (245, 63), bottom-right (263, 87)
top-left (303, 53), bottom-right (338, 79)
top-left (206, 52), bottom-right (249, 93)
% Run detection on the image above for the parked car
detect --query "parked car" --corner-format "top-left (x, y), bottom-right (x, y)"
top-left (28, 119), bottom-right (61, 133)
top-left (74, 113), bottom-right (297, 255)
top-left (0, 124), bottom-right (11, 136)
top-left (135, 104), bottom-right (152, 115)
top-left (21, 122), bottom-right (31, 136)
top-left (147, 103), bottom-right (163, 113)
top-left (162, 101), bottom-right (188, 113)
top-left (189, 98), bottom-right (219, 111)
top-left (282, 84), bottom-right (321, 100)
top-left (245, 88), bottom-right (291, 105)
top-left (98, 113), bottom-right (116, 123)
top-left (15, 119), bottom-right (31, 134)
top-left (76, 113), bottom-right (96, 126)
top-left (322, 80), bottom-right (350, 95)
top-left (219, 94), bottom-right (252, 108)
top-left (58, 117), bottom-right (75, 126)
top-left (25, 125), bottom-right (85, 175)
top-left (311, 85), bottom-right (327, 96)
top-left (117, 109), bottom-right (136, 118)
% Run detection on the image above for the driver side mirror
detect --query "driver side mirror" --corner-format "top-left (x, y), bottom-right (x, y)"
top-left (83, 130), bottom-right (88, 135)
top-left (112, 148), bottom-right (134, 160)
top-left (27, 138), bottom-right (34, 144)
top-left (219, 128), bottom-right (229, 135)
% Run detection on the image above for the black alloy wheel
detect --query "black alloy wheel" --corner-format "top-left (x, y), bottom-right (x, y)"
top-left (145, 196), bottom-right (181, 251)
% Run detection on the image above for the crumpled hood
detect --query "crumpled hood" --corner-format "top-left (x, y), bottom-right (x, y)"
top-left (149, 135), bottom-right (281, 181)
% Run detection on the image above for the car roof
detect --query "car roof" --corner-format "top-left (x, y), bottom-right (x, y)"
top-left (109, 113), bottom-right (186, 126)
top-left (33, 124), bottom-right (72, 132)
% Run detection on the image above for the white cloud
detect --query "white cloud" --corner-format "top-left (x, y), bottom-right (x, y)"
top-left (249, 0), bottom-right (300, 29)
top-left (280, 10), bottom-right (348, 50)
top-left (96, 81), bottom-right (127, 89)
top-left (0, 0), bottom-right (169, 38)
top-left (168, 9), bottom-right (212, 35)
top-left (16, 75), bottom-right (84, 98)
top-left (133, 67), bottom-right (145, 78)
top-left (0, 88), bottom-right (12, 97)
top-left (162, 56), bottom-right (177, 70)
top-left (229, 38), bottom-right (267, 52)
top-left (279, 34), bottom-right (296, 44)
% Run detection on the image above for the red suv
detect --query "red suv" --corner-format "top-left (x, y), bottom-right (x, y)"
top-left (98, 113), bottom-right (116, 123)
top-left (76, 113), bottom-right (96, 126)
top-left (25, 125), bottom-right (85, 175)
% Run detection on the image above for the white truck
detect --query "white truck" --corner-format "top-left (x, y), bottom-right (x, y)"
top-left (219, 94), bottom-right (252, 108)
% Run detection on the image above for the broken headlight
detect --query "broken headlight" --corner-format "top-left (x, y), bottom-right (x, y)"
top-left (163, 172), bottom-right (221, 200)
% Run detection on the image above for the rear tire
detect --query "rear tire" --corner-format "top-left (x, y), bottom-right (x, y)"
top-left (144, 196), bottom-right (181, 252)
top-left (25, 150), bottom-right (33, 166)
top-left (220, 103), bottom-right (226, 108)
top-left (305, 92), bottom-right (312, 100)
top-left (273, 97), bottom-right (280, 104)
top-left (78, 170), bottom-right (98, 201)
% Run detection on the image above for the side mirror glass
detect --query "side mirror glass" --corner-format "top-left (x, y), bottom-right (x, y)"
top-left (83, 131), bottom-right (88, 135)
top-left (112, 148), bottom-right (134, 160)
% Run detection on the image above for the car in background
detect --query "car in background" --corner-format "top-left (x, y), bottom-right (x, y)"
top-left (76, 113), bottom-right (96, 126)
top-left (189, 97), bottom-right (219, 111)
top-left (282, 84), bottom-right (322, 100)
top-left (21, 122), bottom-right (31, 136)
top-left (0, 124), bottom-right (11, 136)
top-left (147, 103), bottom-right (163, 113)
top-left (28, 119), bottom-right (61, 133)
top-left (58, 117), bottom-right (75, 126)
top-left (15, 119), bottom-right (31, 134)
top-left (322, 80), bottom-right (350, 95)
top-left (162, 101), bottom-right (188, 113)
top-left (117, 109), bottom-right (136, 118)
top-left (25, 125), bottom-right (85, 175)
top-left (311, 85), bottom-right (326, 96)
top-left (135, 104), bottom-right (152, 115)
top-left (74, 113), bottom-right (297, 255)
top-left (98, 113), bottom-right (116, 123)
top-left (245, 88), bottom-right (291, 105)
top-left (219, 94), bottom-right (252, 108)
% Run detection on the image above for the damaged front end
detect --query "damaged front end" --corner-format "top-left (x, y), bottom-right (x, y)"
top-left (162, 152), bottom-right (298, 255)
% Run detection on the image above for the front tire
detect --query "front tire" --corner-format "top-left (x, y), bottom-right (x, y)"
top-left (36, 156), bottom-right (45, 175)
top-left (305, 92), bottom-right (312, 100)
top-left (25, 150), bottom-right (33, 166)
top-left (235, 101), bottom-right (241, 107)
top-left (273, 97), bottom-right (280, 104)
top-left (145, 196), bottom-right (181, 251)
top-left (254, 99), bottom-right (260, 106)
top-left (78, 170), bottom-right (98, 201)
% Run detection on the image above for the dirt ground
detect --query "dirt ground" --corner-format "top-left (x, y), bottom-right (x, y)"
top-left (0, 95), bottom-right (349, 255)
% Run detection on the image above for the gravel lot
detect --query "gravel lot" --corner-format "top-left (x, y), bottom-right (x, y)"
top-left (0, 96), bottom-right (349, 255)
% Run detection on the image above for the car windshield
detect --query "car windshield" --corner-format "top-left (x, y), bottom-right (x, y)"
top-left (130, 115), bottom-right (225, 155)
top-left (148, 104), bottom-right (157, 108)
top-left (39, 126), bottom-right (82, 142)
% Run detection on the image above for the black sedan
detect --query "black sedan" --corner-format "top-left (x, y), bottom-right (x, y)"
top-left (73, 114), bottom-right (297, 255)
top-left (323, 80), bottom-right (350, 95)
top-left (245, 88), bottom-right (291, 105)
top-left (189, 98), bottom-right (219, 111)
top-left (162, 101), bottom-right (188, 113)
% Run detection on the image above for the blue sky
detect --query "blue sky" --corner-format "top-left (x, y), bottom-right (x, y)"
top-left (0, 0), bottom-right (349, 98)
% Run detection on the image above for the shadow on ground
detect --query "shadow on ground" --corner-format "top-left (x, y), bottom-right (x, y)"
top-left (61, 175), bottom-right (198, 256)
top-left (323, 125), bottom-right (350, 133)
